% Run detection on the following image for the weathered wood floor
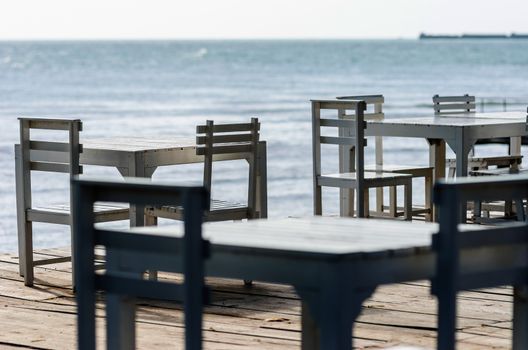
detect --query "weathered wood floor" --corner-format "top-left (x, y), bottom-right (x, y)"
top-left (0, 247), bottom-right (513, 349)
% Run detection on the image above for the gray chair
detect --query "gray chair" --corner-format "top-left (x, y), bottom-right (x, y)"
top-left (15, 117), bottom-right (129, 286)
top-left (312, 99), bottom-right (413, 219)
top-left (432, 175), bottom-right (528, 349)
top-left (73, 177), bottom-right (209, 350)
top-left (433, 94), bottom-right (522, 177)
top-left (338, 95), bottom-right (434, 221)
top-left (146, 118), bottom-right (260, 223)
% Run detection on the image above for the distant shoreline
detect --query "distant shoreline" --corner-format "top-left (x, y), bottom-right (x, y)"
top-left (420, 33), bottom-right (528, 39)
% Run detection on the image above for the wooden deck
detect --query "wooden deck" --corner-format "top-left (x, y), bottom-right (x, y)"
top-left (0, 247), bottom-right (513, 349)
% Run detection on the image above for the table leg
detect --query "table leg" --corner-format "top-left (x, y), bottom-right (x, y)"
top-left (297, 285), bottom-right (374, 350)
top-left (454, 133), bottom-right (475, 222)
top-left (118, 152), bottom-right (156, 227)
top-left (511, 136), bottom-right (522, 157)
top-left (428, 139), bottom-right (446, 221)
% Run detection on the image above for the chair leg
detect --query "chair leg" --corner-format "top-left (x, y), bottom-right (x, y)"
top-left (389, 186), bottom-right (397, 217)
top-left (20, 220), bottom-right (34, 286)
top-left (425, 173), bottom-right (433, 222)
top-left (375, 187), bottom-right (384, 216)
top-left (516, 200), bottom-right (526, 221)
top-left (404, 182), bottom-right (412, 221)
top-left (314, 185), bottom-right (322, 215)
top-left (473, 201), bottom-right (482, 221)
top-left (363, 189), bottom-right (369, 218)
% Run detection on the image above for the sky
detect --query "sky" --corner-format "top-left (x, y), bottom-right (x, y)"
top-left (1, 0), bottom-right (528, 40)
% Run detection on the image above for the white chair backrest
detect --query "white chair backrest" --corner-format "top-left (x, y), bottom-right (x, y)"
top-left (312, 99), bottom-right (367, 184)
top-left (18, 117), bottom-right (82, 215)
top-left (433, 94), bottom-right (476, 115)
top-left (195, 118), bottom-right (260, 216)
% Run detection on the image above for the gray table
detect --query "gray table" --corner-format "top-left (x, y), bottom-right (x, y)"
top-left (128, 216), bottom-right (437, 349)
top-left (367, 111), bottom-right (527, 180)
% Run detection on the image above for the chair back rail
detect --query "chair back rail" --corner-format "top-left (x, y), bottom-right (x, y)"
top-left (195, 118), bottom-right (260, 218)
top-left (432, 175), bottom-right (528, 349)
top-left (433, 94), bottom-right (476, 114)
top-left (72, 177), bottom-right (209, 350)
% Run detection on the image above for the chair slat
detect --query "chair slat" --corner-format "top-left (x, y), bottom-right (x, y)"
top-left (30, 161), bottom-right (79, 173)
top-left (319, 118), bottom-right (356, 128)
top-left (23, 118), bottom-right (82, 131)
top-left (315, 100), bottom-right (362, 110)
top-left (433, 95), bottom-right (476, 103)
top-left (196, 133), bottom-right (253, 145)
top-left (197, 122), bottom-right (259, 133)
top-left (435, 103), bottom-right (476, 111)
top-left (196, 144), bottom-right (253, 155)
top-left (320, 136), bottom-right (364, 146)
top-left (29, 141), bottom-right (73, 152)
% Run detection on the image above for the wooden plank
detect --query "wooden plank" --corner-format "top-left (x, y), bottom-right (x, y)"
top-left (196, 134), bottom-right (253, 145)
top-left (433, 95), bottom-right (476, 103)
top-left (0, 248), bottom-right (518, 350)
top-left (197, 123), bottom-right (259, 134)
top-left (196, 144), bottom-right (252, 156)
top-left (29, 140), bottom-right (73, 152)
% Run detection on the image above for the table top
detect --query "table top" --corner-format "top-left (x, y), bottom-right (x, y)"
top-left (83, 137), bottom-right (196, 153)
top-left (130, 216), bottom-right (438, 260)
top-left (370, 111), bottom-right (526, 127)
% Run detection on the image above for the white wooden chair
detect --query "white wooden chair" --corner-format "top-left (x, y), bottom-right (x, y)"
top-left (146, 118), bottom-right (260, 223)
top-left (73, 177), bottom-right (209, 350)
top-left (15, 117), bottom-right (129, 287)
top-left (433, 94), bottom-right (522, 177)
top-left (338, 95), bottom-right (434, 221)
top-left (312, 99), bottom-right (413, 220)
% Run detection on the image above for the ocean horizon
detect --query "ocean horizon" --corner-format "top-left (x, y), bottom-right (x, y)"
top-left (1, 39), bottom-right (528, 253)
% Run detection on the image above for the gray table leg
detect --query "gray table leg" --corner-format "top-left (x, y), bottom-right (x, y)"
top-left (428, 139), bottom-right (446, 222)
top-left (118, 153), bottom-right (156, 227)
top-left (298, 286), bottom-right (373, 350)
top-left (454, 133), bottom-right (475, 222)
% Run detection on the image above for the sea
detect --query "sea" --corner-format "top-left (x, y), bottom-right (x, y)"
top-left (1, 39), bottom-right (528, 253)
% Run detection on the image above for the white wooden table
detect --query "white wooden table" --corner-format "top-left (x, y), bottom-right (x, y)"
top-left (126, 216), bottom-right (437, 349)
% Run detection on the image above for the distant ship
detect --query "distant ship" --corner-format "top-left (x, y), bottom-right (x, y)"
top-left (419, 33), bottom-right (528, 39)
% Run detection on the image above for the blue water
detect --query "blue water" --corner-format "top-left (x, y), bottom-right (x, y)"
top-left (1, 39), bottom-right (528, 253)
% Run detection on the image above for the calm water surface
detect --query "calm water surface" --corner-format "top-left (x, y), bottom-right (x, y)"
top-left (1, 39), bottom-right (528, 252)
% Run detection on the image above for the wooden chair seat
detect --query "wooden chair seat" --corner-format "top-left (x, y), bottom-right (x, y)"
top-left (28, 202), bottom-right (129, 225)
top-left (146, 199), bottom-right (248, 221)
top-left (365, 164), bottom-right (433, 176)
top-left (318, 171), bottom-right (412, 187)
